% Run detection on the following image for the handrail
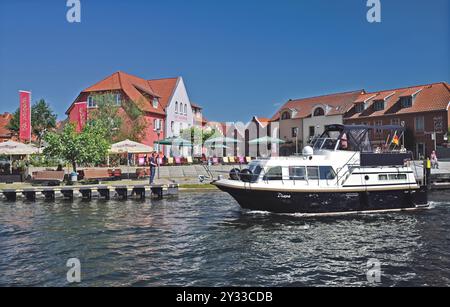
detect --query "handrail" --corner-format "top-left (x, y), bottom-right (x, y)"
top-left (335, 151), bottom-right (360, 184)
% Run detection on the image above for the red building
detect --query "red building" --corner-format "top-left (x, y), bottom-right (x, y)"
top-left (344, 82), bottom-right (450, 158)
top-left (66, 71), bottom-right (176, 147)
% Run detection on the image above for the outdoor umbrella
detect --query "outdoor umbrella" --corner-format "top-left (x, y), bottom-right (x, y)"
top-left (248, 136), bottom-right (286, 145)
top-left (109, 140), bottom-right (154, 179)
top-left (0, 141), bottom-right (39, 173)
top-left (154, 136), bottom-right (193, 147)
top-left (109, 139), bottom-right (153, 154)
top-left (204, 137), bottom-right (240, 145)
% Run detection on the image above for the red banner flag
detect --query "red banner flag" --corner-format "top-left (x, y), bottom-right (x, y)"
top-left (19, 91), bottom-right (31, 142)
top-left (75, 102), bottom-right (88, 133)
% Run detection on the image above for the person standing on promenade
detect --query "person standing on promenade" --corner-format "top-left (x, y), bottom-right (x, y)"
top-left (431, 151), bottom-right (439, 169)
top-left (149, 152), bottom-right (157, 185)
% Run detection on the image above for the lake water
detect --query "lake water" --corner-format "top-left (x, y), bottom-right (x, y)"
top-left (0, 191), bottom-right (449, 287)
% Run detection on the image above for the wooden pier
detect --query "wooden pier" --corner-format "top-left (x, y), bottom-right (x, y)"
top-left (0, 183), bottom-right (179, 202)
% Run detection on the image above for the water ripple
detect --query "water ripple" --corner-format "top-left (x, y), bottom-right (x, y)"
top-left (0, 191), bottom-right (449, 286)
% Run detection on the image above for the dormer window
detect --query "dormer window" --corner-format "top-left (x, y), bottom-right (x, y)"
top-left (373, 100), bottom-right (385, 111)
top-left (400, 96), bottom-right (413, 108)
top-left (313, 107), bottom-right (325, 117)
top-left (152, 98), bottom-right (159, 109)
top-left (355, 103), bottom-right (364, 113)
top-left (281, 112), bottom-right (291, 120)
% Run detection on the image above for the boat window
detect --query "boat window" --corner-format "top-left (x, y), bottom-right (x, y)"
top-left (248, 161), bottom-right (264, 177)
top-left (389, 174), bottom-right (407, 180)
top-left (378, 174), bottom-right (407, 181)
top-left (319, 166), bottom-right (336, 180)
top-left (289, 166), bottom-right (306, 180)
top-left (379, 174), bottom-right (388, 181)
top-left (263, 166), bottom-right (283, 181)
top-left (307, 167), bottom-right (319, 180)
top-left (313, 138), bottom-right (338, 150)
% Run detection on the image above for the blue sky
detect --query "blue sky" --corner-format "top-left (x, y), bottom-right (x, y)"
top-left (0, 0), bottom-right (448, 122)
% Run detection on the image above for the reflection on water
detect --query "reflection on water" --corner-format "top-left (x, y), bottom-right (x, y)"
top-left (0, 191), bottom-right (449, 286)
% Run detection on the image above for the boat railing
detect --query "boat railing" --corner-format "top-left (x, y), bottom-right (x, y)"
top-left (335, 151), bottom-right (360, 185)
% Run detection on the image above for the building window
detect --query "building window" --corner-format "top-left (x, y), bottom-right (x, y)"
top-left (434, 117), bottom-right (443, 132)
top-left (87, 96), bottom-right (96, 108)
top-left (152, 98), bottom-right (159, 109)
top-left (281, 112), bottom-right (291, 120)
top-left (401, 97), bottom-right (413, 108)
top-left (184, 104), bottom-right (187, 115)
top-left (313, 107), bottom-right (325, 117)
top-left (355, 103), bottom-right (364, 113)
top-left (175, 102), bottom-right (178, 114)
top-left (373, 100), bottom-right (385, 111)
top-left (309, 126), bottom-right (315, 139)
top-left (375, 120), bottom-right (383, 134)
top-left (171, 121), bottom-right (175, 133)
top-left (391, 118), bottom-right (400, 126)
top-left (114, 94), bottom-right (121, 106)
top-left (154, 119), bottom-right (162, 131)
top-left (415, 116), bottom-right (425, 132)
top-left (292, 128), bottom-right (298, 138)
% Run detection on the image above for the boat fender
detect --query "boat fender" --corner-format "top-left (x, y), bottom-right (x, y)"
top-left (229, 168), bottom-right (241, 181)
top-left (240, 169), bottom-right (254, 183)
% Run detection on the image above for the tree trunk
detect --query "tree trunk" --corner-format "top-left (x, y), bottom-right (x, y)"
top-left (72, 161), bottom-right (77, 173)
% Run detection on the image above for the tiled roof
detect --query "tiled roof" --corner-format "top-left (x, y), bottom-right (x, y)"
top-left (354, 93), bottom-right (378, 103)
top-left (68, 71), bottom-right (176, 115)
top-left (272, 90), bottom-right (364, 121)
top-left (147, 77), bottom-right (179, 110)
top-left (347, 82), bottom-right (450, 119)
top-left (191, 102), bottom-right (203, 109)
top-left (0, 113), bottom-right (13, 138)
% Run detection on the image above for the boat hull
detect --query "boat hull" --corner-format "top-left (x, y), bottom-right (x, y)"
top-left (215, 183), bottom-right (428, 214)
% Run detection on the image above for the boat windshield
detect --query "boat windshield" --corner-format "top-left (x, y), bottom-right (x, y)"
top-left (248, 161), bottom-right (266, 177)
top-left (313, 138), bottom-right (339, 150)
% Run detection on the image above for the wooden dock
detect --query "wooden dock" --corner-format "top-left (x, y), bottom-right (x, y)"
top-left (0, 183), bottom-right (179, 202)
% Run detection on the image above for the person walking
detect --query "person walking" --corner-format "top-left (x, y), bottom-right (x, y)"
top-left (149, 152), bottom-right (157, 185)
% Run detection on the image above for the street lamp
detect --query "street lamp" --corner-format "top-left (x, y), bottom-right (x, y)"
top-left (156, 128), bottom-right (161, 179)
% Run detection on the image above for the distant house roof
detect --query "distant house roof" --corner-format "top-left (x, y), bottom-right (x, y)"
top-left (271, 90), bottom-right (364, 121)
top-left (252, 116), bottom-right (271, 128)
top-left (66, 71), bottom-right (180, 115)
top-left (191, 102), bottom-right (203, 110)
top-left (347, 82), bottom-right (450, 119)
top-left (0, 113), bottom-right (13, 139)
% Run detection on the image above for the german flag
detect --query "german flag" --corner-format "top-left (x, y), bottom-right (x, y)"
top-left (392, 135), bottom-right (400, 146)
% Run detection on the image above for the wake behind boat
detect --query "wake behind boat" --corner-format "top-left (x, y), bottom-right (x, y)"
top-left (213, 124), bottom-right (429, 214)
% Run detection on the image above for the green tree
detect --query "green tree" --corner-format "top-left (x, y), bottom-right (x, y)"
top-left (119, 98), bottom-right (147, 142)
top-left (7, 108), bottom-right (20, 135)
top-left (88, 93), bottom-right (122, 142)
top-left (181, 126), bottom-right (220, 145)
top-left (7, 99), bottom-right (57, 146)
top-left (43, 122), bottom-right (110, 172)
